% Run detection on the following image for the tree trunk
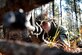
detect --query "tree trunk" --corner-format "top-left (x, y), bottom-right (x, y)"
top-left (74, 0), bottom-right (78, 32)
top-left (60, 0), bottom-right (62, 25)
top-left (52, 0), bottom-right (55, 18)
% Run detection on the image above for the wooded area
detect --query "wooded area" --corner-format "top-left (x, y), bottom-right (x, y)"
top-left (0, 0), bottom-right (82, 55)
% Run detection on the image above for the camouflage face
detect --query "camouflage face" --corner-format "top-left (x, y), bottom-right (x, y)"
top-left (41, 21), bottom-right (51, 33)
